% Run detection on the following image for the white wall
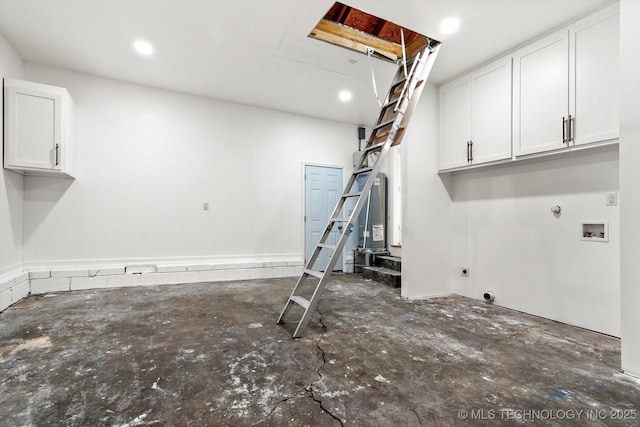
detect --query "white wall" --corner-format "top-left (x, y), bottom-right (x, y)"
top-left (401, 84), bottom-right (454, 299)
top-left (451, 149), bottom-right (620, 336)
top-left (21, 63), bottom-right (357, 269)
top-left (619, 0), bottom-right (640, 377)
top-left (0, 33), bottom-right (24, 278)
top-left (0, 32), bottom-right (28, 311)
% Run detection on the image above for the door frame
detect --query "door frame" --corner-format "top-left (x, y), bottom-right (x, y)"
top-left (301, 162), bottom-right (345, 270)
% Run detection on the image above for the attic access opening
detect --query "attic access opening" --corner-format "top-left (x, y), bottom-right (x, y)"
top-left (309, 2), bottom-right (436, 63)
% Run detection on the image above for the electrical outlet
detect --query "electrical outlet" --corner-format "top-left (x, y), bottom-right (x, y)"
top-left (203, 202), bottom-right (210, 211)
top-left (461, 267), bottom-right (469, 277)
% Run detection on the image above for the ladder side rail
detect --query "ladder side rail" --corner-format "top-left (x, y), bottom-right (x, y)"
top-left (368, 57), bottom-right (418, 144)
top-left (295, 49), bottom-right (438, 318)
top-left (407, 47), bottom-right (438, 103)
top-left (393, 46), bottom-right (440, 146)
top-left (292, 134), bottom-right (398, 337)
top-left (305, 198), bottom-right (349, 270)
top-left (371, 69), bottom-right (415, 138)
top-left (319, 116), bottom-right (405, 279)
top-left (304, 137), bottom-right (378, 271)
top-left (394, 51), bottom-right (423, 113)
top-left (278, 272), bottom-right (311, 323)
top-left (304, 137), bottom-right (383, 270)
top-left (282, 120), bottom-right (406, 328)
top-left (279, 42), bottom-right (441, 337)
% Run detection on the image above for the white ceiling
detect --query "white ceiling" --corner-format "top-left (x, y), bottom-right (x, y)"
top-left (0, 0), bottom-right (612, 126)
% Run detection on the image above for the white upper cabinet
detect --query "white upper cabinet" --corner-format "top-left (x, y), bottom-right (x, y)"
top-left (513, 3), bottom-right (619, 156)
top-left (438, 77), bottom-right (471, 170)
top-left (513, 30), bottom-right (569, 156)
top-left (470, 57), bottom-right (513, 165)
top-left (570, 3), bottom-right (620, 146)
top-left (3, 79), bottom-right (76, 178)
top-left (439, 56), bottom-right (512, 171)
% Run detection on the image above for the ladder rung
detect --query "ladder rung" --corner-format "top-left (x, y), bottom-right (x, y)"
top-left (364, 142), bottom-right (386, 153)
top-left (317, 243), bottom-right (337, 250)
top-left (353, 167), bottom-right (373, 175)
top-left (382, 97), bottom-right (401, 110)
top-left (330, 217), bottom-right (349, 222)
top-left (391, 78), bottom-right (407, 89)
top-left (304, 269), bottom-right (323, 279)
top-left (373, 119), bottom-right (395, 131)
top-left (342, 192), bottom-right (362, 198)
top-left (290, 296), bottom-right (310, 309)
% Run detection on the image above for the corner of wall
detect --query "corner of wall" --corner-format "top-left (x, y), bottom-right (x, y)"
top-left (401, 84), bottom-right (454, 299)
top-left (0, 31), bottom-right (27, 311)
top-left (619, 0), bottom-right (640, 376)
top-left (0, 271), bottom-right (28, 312)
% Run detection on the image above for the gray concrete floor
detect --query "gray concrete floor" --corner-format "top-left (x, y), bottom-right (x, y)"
top-left (1, 274), bottom-right (639, 426)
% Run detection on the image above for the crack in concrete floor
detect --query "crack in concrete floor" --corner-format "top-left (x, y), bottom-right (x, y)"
top-left (308, 307), bottom-right (345, 427)
top-left (253, 307), bottom-right (344, 427)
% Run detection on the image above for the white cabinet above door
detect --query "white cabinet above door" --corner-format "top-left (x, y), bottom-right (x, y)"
top-left (3, 79), bottom-right (76, 178)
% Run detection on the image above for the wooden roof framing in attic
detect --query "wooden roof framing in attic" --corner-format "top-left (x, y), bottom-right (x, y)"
top-left (309, 2), bottom-right (435, 62)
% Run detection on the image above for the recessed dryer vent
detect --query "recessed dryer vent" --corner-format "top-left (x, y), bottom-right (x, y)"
top-left (309, 2), bottom-right (437, 63)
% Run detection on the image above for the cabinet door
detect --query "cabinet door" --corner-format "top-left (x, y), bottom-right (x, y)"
top-left (5, 84), bottom-right (62, 171)
top-left (438, 77), bottom-right (471, 170)
top-left (570, 3), bottom-right (619, 146)
top-left (470, 56), bottom-right (512, 164)
top-left (513, 29), bottom-right (569, 156)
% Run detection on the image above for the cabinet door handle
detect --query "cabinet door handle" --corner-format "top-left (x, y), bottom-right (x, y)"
top-left (55, 144), bottom-right (59, 166)
top-left (562, 117), bottom-right (567, 143)
top-left (466, 141), bottom-right (470, 162)
top-left (469, 140), bottom-right (474, 162)
top-left (568, 115), bottom-right (574, 142)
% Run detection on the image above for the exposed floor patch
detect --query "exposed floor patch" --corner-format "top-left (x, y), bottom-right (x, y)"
top-left (0, 335), bottom-right (53, 361)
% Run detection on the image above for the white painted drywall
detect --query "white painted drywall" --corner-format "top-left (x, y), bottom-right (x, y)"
top-left (451, 149), bottom-right (620, 336)
top-left (619, 0), bottom-right (640, 377)
top-left (21, 63), bottom-right (357, 269)
top-left (0, 32), bottom-right (24, 278)
top-left (401, 84), bottom-right (454, 299)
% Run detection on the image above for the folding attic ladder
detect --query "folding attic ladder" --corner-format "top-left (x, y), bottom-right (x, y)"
top-left (278, 41), bottom-right (440, 338)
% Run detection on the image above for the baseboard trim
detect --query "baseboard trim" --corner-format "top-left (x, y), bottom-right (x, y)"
top-left (26, 255), bottom-right (304, 295)
top-left (405, 292), bottom-right (455, 301)
top-left (0, 262), bottom-right (24, 280)
top-left (22, 253), bottom-right (302, 270)
top-left (0, 268), bottom-right (29, 312)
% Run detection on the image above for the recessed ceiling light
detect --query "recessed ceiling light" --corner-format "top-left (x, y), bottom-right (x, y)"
top-left (339, 90), bottom-right (353, 102)
top-left (439, 17), bottom-right (460, 34)
top-left (134, 40), bottom-right (154, 56)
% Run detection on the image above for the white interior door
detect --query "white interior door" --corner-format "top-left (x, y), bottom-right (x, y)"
top-left (305, 165), bottom-right (343, 271)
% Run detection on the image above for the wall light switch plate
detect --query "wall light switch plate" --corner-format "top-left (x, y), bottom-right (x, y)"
top-left (606, 192), bottom-right (617, 206)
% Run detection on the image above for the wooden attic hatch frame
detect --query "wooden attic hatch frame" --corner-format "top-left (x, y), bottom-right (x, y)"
top-left (309, 2), bottom-right (432, 64)
top-left (278, 2), bottom-right (441, 338)
top-left (309, 2), bottom-right (438, 148)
